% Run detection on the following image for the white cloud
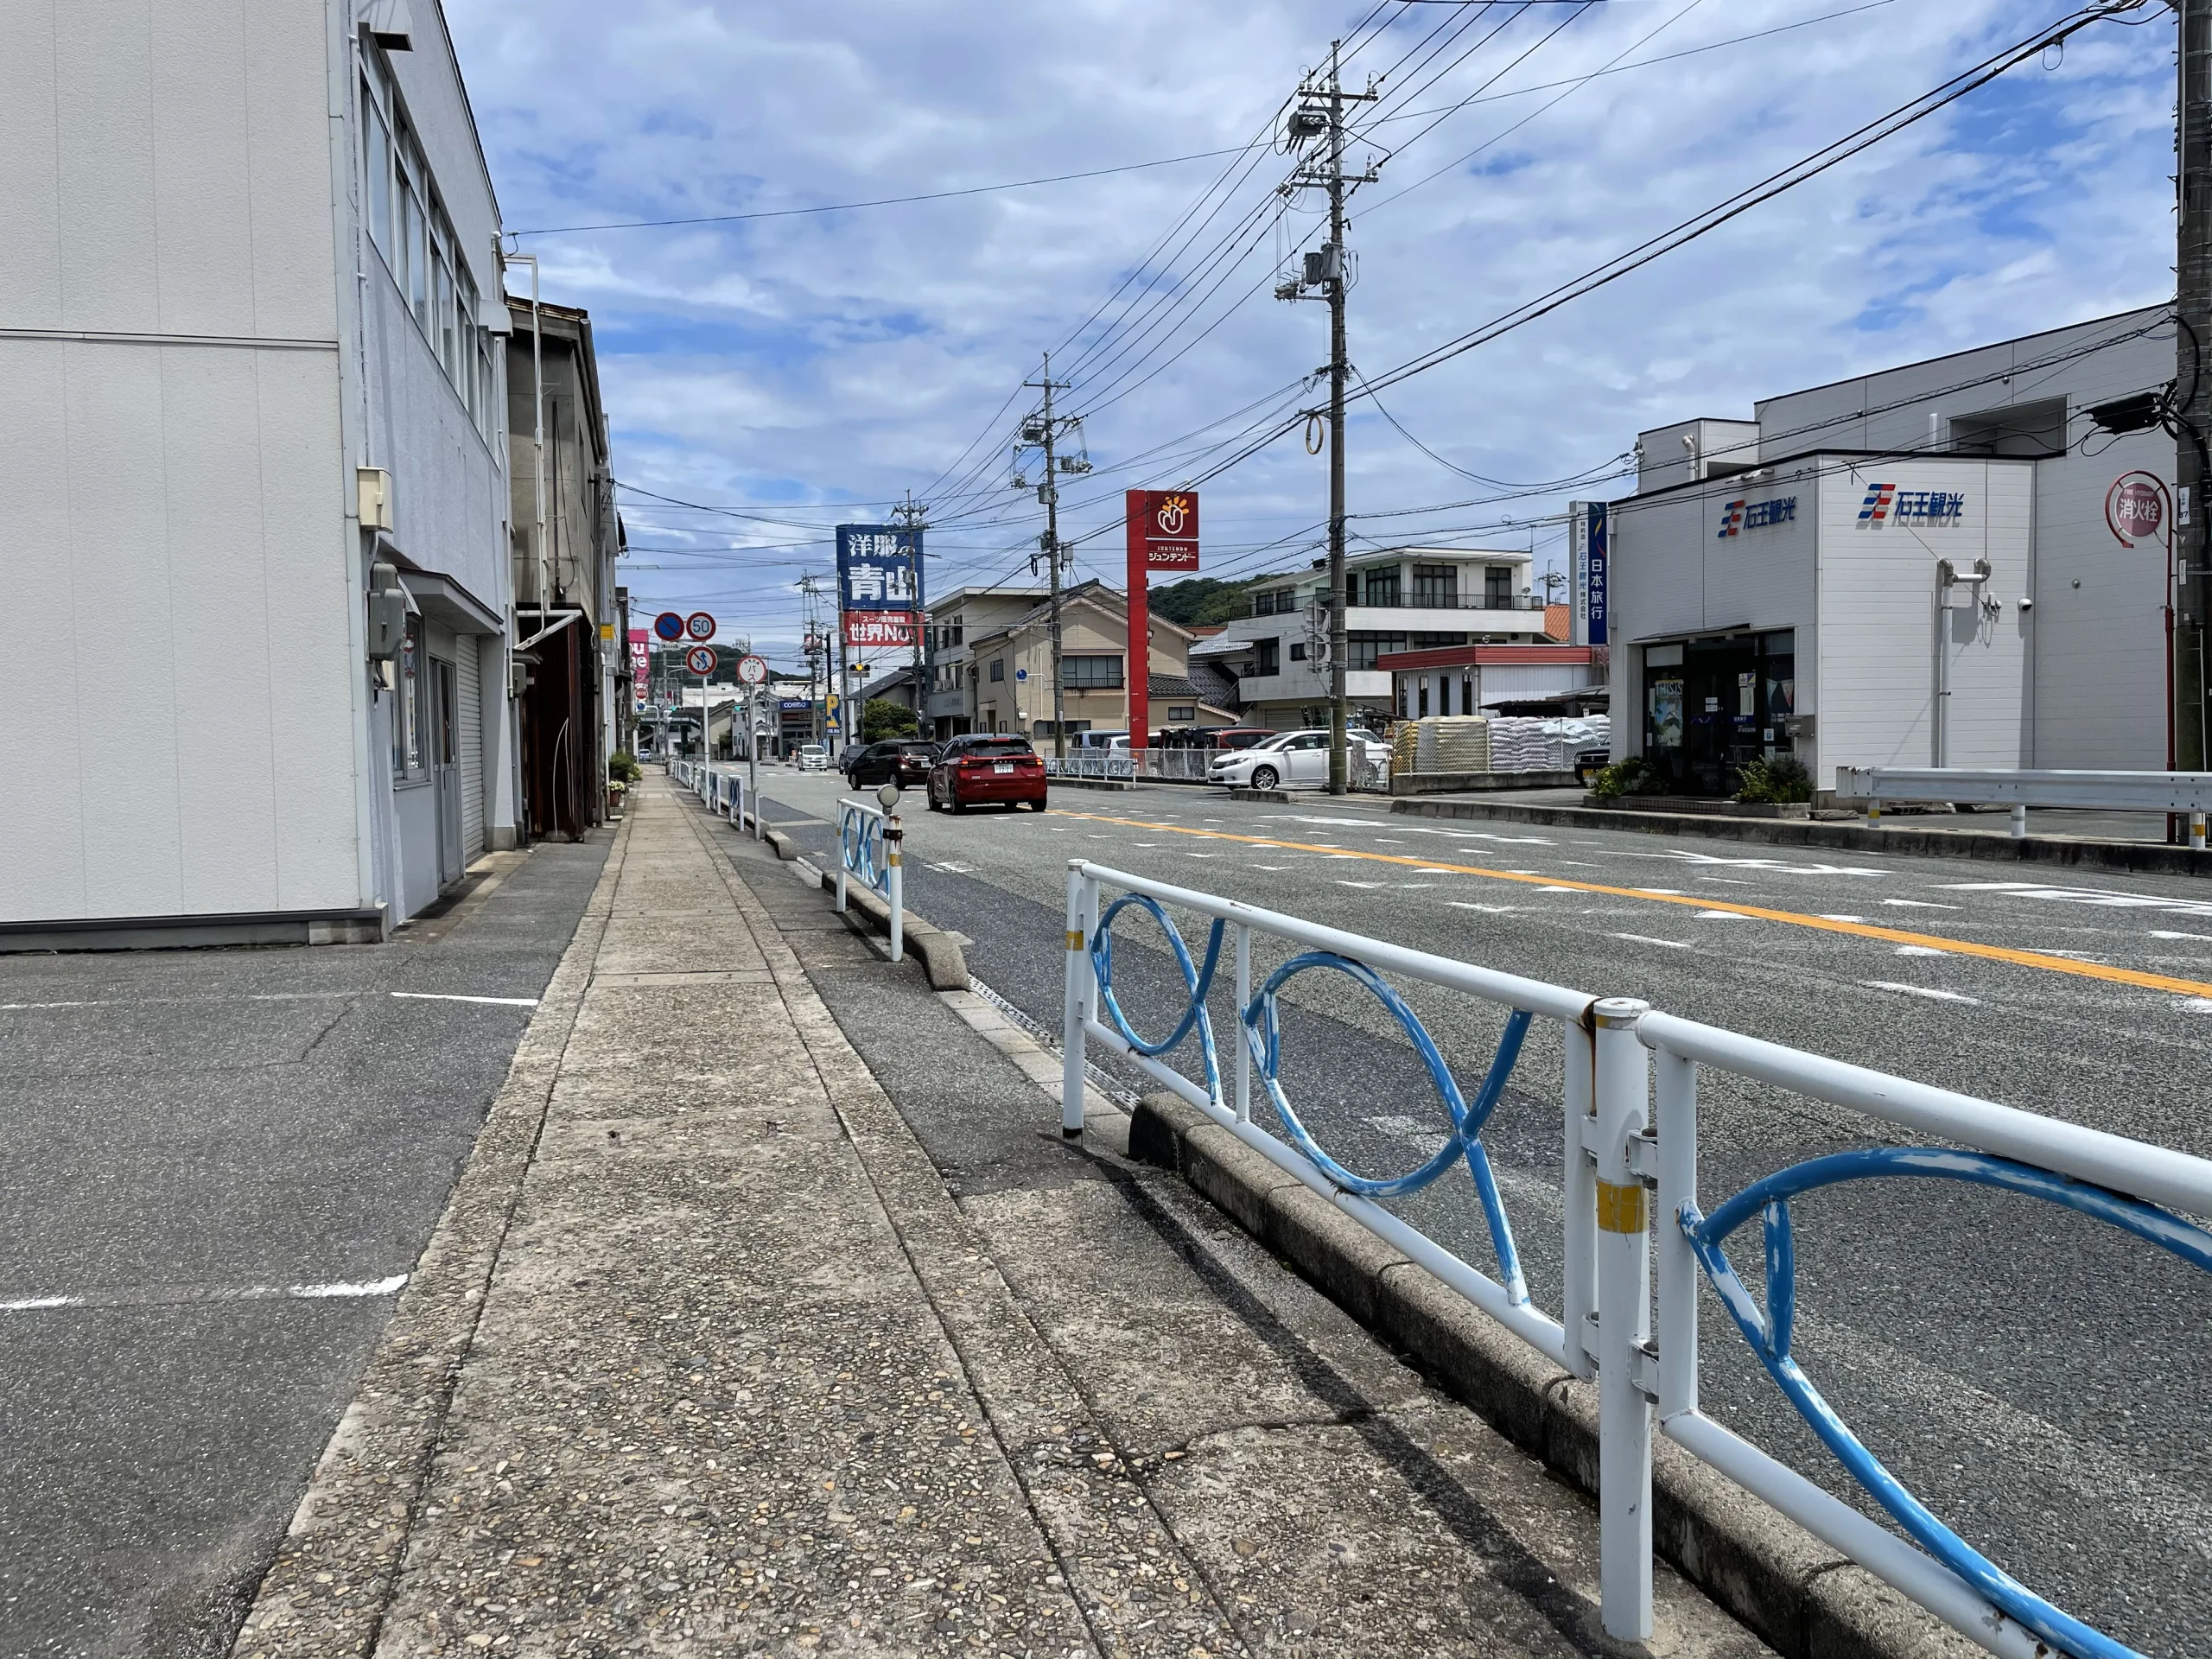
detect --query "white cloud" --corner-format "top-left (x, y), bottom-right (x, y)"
top-left (447, 0), bottom-right (2175, 657)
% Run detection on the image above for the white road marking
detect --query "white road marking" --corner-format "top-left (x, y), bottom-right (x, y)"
top-left (0, 1001), bottom-right (99, 1012)
top-left (1254, 864), bottom-right (1290, 871)
top-left (1336, 880), bottom-right (1383, 889)
top-left (1413, 867), bottom-right (1458, 874)
top-left (1698, 876), bottom-right (1751, 885)
top-left (1624, 849), bottom-right (1886, 876)
top-left (1931, 882), bottom-right (2212, 919)
top-left (2150, 929), bottom-right (2212, 941)
top-left (1535, 885), bottom-right (1578, 893)
top-left (2183, 999), bottom-right (2212, 1014)
top-left (1894, 944), bottom-right (1948, 957)
top-left (391, 992), bottom-right (539, 1007)
top-left (1367, 1114), bottom-right (1449, 1154)
top-left (1634, 887), bottom-right (1686, 895)
top-left (1817, 914), bottom-right (1866, 924)
top-left (1, 1295), bottom-right (81, 1312)
top-left (1883, 898), bottom-right (1960, 910)
top-left (1862, 981), bottom-right (1980, 1005)
top-left (1450, 902), bottom-right (1517, 914)
top-left (1611, 932), bottom-right (1692, 950)
top-left (1694, 910), bottom-right (1751, 920)
top-left (289, 1274), bottom-right (410, 1299)
top-left (925, 861), bottom-right (974, 874)
top-left (1185, 852), bottom-right (1220, 859)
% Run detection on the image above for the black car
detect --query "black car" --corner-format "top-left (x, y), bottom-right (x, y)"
top-left (842, 739), bottom-right (938, 789)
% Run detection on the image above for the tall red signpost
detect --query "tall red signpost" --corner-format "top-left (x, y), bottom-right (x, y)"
top-left (1124, 489), bottom-right (1199, 753)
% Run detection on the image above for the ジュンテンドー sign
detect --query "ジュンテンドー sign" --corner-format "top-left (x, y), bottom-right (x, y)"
top-left (1125, 490), bottom-right (1199, 571)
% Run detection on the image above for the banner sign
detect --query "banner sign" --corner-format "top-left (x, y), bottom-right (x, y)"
top-left (1570, 501), bottom-right (1608, 647)
top-left (628, 628), bottom-right (651, 712)
top-left (836, 524), bottom-right (921, 611)
top-left (1126, 490), bottom-right (1199, 571)
top-left (844, 611), bottom-right (919, 649)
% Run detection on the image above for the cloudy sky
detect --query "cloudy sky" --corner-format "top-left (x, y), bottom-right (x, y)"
top-left (445, 0), bottom-right (2173, 667)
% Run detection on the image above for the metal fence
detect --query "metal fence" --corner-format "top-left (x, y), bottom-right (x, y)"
top-left (671, 760), bottom-right (763, 839)
top-left (1835, 766), bottom-right (2212, 845)
top-left (836, 797), bottom-right (905, 962)
top-left (1041, 747), bottom-right (1395, 791)
top-left (1056, 858), bottom-right (2212, 1659)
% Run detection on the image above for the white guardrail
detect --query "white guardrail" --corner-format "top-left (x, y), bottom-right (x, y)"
top-left (1834, 766), bottom-right (2212, 845)
top-left (836, 795), bottom-right (905, 963)
top-left (1057, 858), bottom-right (2212, 1659)
top-left (671, 760), bottom-right (764, 840)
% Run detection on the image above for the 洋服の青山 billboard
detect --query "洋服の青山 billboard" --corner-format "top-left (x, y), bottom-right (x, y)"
top-left (836, 524), bottom-right (921, 610)
top-left (1126, 490), bottom-right (1198, 571)
top-left (843, 611), bottom-right (918, 650)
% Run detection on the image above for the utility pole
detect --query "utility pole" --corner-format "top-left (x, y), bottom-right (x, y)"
top-left (799, 573), bottom-right (824, 751)
top-left (2179, 0), bottom-right (2210, 772)
top-left (1279, 43), bottom-right (1376, 794)
top-left (894, 490), bottom-right (929, 737)
top-left (1017, 355), bottom-right (1086, 760)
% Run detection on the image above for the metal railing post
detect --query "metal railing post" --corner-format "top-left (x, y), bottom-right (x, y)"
top-left (1592, 996), bottom-right (1654, 1642)
top-left (1062, 861), bottom-right (1090, 1137)
top-left (1654, 1047), bottom-right (1699, 1423)
top-left (835, 805), bottom-right (849, 914)
top-left (1562, 1011), bottom-right (1598, 1381)
top-left (2193, 810), bottom-right (2206, 850)
top-left (1233, 923), bottom-right (1252, 1123)
top-left (2008, 804), bottom-right (2026, 839)
top-left (885, 817), bottom-right (904, 964)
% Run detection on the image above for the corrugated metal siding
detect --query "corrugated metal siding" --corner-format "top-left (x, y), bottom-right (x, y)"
top-left (458, 644), bottom-right (485, 861)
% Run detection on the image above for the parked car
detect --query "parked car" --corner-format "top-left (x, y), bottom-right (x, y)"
top-left (928, 734), bottom-right (1049, 812)
top-left (796, 742), bottom-right (830, 772)
top-left (1208, 728), bottom-right (1389, 791)
top-left (843, 739), bottom-right (938, 790)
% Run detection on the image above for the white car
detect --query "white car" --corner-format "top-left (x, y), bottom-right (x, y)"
top-left (797, 743), bottom-right (831, 772)
top-left (1208, 729), bottom-right (1389, 791)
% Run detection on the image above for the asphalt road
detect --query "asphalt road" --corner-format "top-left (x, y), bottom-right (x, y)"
top-left (0, 838), bottom-right (608, 1658)
top-left (749, 766), bottom-right (2212, 1659)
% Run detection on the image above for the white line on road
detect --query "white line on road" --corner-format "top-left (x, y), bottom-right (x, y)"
top-left (1818, 914), bottom-right (1867, 924)
top-left (1450, 902), bottom-right (1517, 914)
top-left (1894, 945), bottom-right (1948, 957)
top-left (2150, 929), bottom-right (2212, 941)
top-left (0, 1274), bottom-right (408, 1312)
top-left (1694, 910), bottom-right (1752, 920)
top-left (1883, 898), bottom-right (1961, 910)
top-left (390, 992), bottom-right (539, 1007)
top-left (0, 1295), bottom-right (80, 1312)
top-left (1862, 981), bottom-right (1980, 1004)
top-left (1611, 932), bottom-right (1693, 950)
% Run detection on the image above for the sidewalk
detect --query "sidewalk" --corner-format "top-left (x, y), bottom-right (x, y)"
top-left (232, 773), bottom-right (1764, 1658)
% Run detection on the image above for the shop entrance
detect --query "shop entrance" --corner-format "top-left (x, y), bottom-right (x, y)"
top-left (1642, 631), bottom-right (1795, 794)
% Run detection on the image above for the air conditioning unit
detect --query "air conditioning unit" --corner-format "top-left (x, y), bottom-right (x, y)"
top-left (357, 467), bottom-right (394, 531)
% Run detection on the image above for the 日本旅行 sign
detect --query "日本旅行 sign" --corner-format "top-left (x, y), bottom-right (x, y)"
top-left (1126, 490), bottom-right (1199, 571)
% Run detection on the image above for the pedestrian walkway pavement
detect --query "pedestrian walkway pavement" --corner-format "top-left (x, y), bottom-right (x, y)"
top-left (232, 772), bottom-right (1765, 1657)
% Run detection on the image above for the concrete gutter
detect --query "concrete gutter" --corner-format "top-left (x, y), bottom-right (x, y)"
top-left (1128, 1091), bottom-right (1986, 1659)
top-left (1395, 794), bottom-right (2212, 878)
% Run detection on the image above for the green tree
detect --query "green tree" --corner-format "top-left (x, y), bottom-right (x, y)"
top-left (861, 698), bottom-right (919, 742)
top-left (1148, 575), bottom-right (1268, 628)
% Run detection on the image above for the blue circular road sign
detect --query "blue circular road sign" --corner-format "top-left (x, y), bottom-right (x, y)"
top-left (653, 611), bottom-right (686, 642)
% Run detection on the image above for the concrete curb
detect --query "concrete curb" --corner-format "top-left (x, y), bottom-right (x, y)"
top-left (1127, 1092), bottom-right (1985, 1659)
top-left (813, 869), bottom-right (971, 992)
top-left (1228, 785), bottom-right (1291, 804)
top-left (231, 811), bottom-right (633, 1658)
top-left (1049, 777), bottom-right (1135, 792)
top-left (1393, 794), bottom-right (2212, 877)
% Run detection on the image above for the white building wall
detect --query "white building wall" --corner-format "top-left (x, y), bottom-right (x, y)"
top-left (1814, 460), bottom-right (2033, 787)
top-left (0, 0), bottom-right (362, 926)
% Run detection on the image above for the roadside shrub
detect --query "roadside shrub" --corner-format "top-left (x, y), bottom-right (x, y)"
top-left (861, 698), bottom-right (919, 742)
top-left (608, 751), bottom-right (643, 785)
top-left (1590, 755), bottom-right (1666, 799)
top-left (1734, 754), bottom-right (1813, 804)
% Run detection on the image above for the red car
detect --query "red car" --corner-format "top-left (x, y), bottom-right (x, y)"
top-left (928, 734), bottom-right (1048, 812)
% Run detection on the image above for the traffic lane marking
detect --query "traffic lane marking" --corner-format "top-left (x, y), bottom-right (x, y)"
top-left (1049, 810), bottom-right (2212, 1000)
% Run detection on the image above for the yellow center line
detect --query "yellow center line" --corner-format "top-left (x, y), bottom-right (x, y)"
top-left (1050, 809), bottom-right (2212, 1001)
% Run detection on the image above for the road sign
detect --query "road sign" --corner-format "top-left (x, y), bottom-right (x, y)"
top-left (654, 611), bottom-right (686, 642)
top-left (685, 611), bottom-right (716, 641)
top-left (1014, 666), bottom-right (1029, 682)
top-left (685, 645), bottom-right (717, 676)
top-left (736, 654), bottom-right (769, 686)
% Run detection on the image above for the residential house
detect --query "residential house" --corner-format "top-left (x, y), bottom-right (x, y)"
top-left (1189, 547), bottom-right (1553, 731)
top-left (921, 584), bottom-right (1051, 738)
top-left (965, 582), bottom-right (1235, 739)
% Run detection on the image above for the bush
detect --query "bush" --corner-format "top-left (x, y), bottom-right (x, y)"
top-left (608, 751), bottom-right (642, 785)
top-left (1590, 755), bottom-right (1666, 799)
top-left (1734, 754), bottom-right (1813, 804)
top-left (861, 698), bottom-right (919, 742)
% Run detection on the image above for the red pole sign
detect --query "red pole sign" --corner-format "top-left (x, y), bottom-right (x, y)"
top-left (1125, 490), bottom-right (1200, 753)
